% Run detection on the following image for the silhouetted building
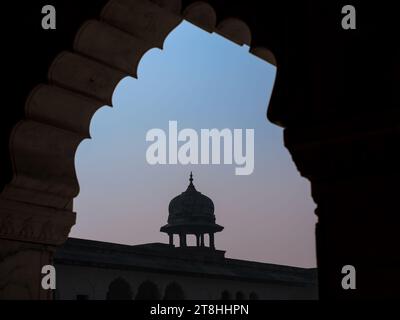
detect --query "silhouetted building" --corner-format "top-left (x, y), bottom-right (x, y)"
top-left (54, 174), bottom-right (317, 300)
top-left (161, 172), bottom-right (223, 250)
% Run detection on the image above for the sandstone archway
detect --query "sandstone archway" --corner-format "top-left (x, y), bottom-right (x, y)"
top-left (7, 0), bottom-right (277, 214)
top-left (1, 0), bottom-right (397, 300)
top-left (0, 0), bottom-right (276, 299)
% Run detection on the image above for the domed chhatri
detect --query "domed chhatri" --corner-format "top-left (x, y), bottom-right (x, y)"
top-left (160, 172), bottom-right (224, 250)
top-left (168, 172), bottom-right (215, 225)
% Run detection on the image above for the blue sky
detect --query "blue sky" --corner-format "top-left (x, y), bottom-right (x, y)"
top-left (71, 21), bottom-right (317, 267)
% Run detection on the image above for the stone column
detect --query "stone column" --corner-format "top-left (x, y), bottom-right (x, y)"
top-left (200, 234), bottom-right (204, 247)
top-left (209, 233), bottom-right (215, 249)
top-left (283, 113), bottom-right (399, 299)
top-left (0, 198), bottom-right (75, 299)
top-left (179, 234), bottom-right (187, 247)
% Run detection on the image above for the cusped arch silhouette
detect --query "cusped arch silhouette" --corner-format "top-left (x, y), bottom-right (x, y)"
top-left (135, 280), bottom-right (161, 300)
top-left (249, 291), bottom-right (259, 300)
top-left (4, 0), bottom-right (277, 228)
top-left (220, 290), bottom-right (231, 300)
top-left (106, 277), bottom-right (133, 300)
top-left (0, 0), bottom-right (278, 300)
top-left (235, 291), bottom-right (245, 300)
top-left (1, 0), bottom-right (395, 301)
top-left (163, 282), bottom-right (185, 300)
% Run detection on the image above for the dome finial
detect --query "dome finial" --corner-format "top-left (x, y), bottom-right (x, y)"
top-left (187, 171), bottom-right (196, 191)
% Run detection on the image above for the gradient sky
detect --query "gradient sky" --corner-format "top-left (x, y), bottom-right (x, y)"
top-left (71, 21), bottom-right (317, 268)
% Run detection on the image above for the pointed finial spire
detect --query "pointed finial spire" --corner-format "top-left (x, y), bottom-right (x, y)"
top-left (187, 171), bottom-right (196, 191)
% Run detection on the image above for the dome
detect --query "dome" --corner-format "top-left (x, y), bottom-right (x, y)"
top-left (160, 173), bottom-right (223, 235)
top-left (168, 179), bottom-right (215, 225)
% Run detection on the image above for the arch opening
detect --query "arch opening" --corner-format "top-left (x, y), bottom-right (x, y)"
top-left (135, 280), bottom-right (161, 300)
top-left (163, 282), bottom-right (185, 300)
top-left (72, 20), bottom-right (316, 269)
top-left (106, 277), bottom-right (133, 300)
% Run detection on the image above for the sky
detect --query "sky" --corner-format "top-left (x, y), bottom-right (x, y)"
top-left (71, 21), bottom-right (317, 268)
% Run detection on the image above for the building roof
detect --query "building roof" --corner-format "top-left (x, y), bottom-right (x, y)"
top-left (55, 237), bottom-right (317, 287)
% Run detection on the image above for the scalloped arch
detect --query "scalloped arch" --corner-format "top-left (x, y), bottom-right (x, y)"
top-left (3, 0), bottom-right (277, 212)
top-left (183, 1), bottom-right (217, 32)
top-left (216, 17), bottom-right (252, 46)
